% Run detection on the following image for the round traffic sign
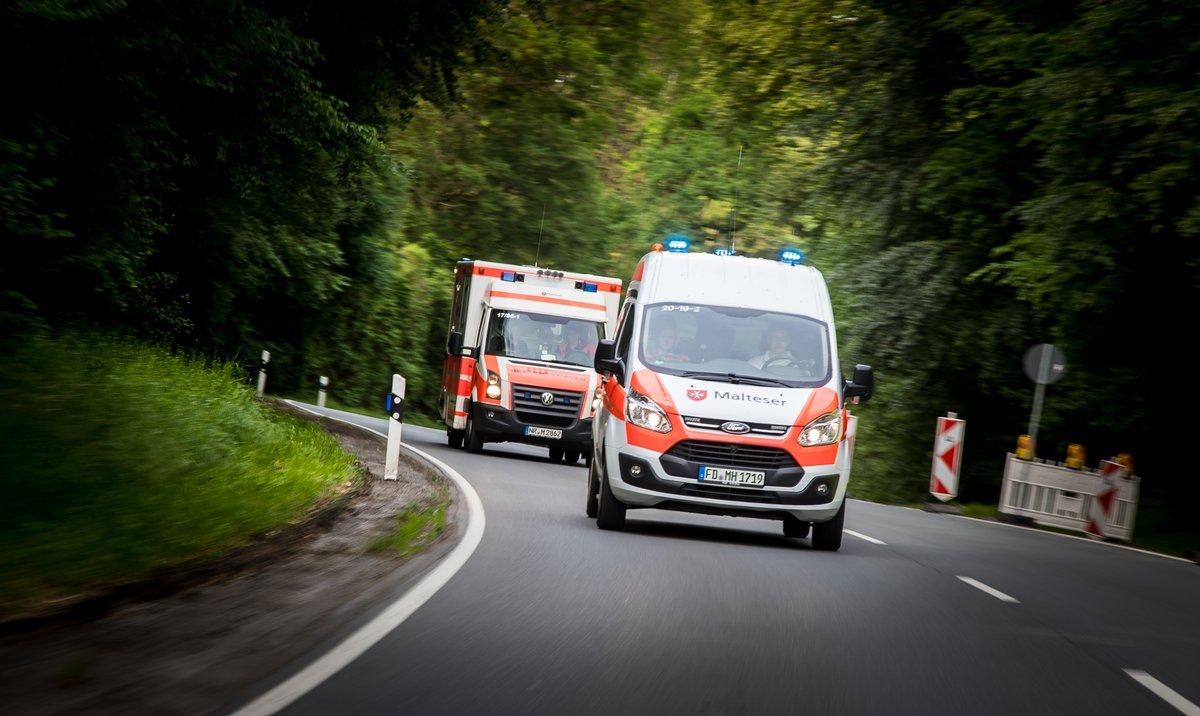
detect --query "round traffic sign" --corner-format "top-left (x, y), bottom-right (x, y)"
top-left (1023, 343), bottom-right (1066, 385)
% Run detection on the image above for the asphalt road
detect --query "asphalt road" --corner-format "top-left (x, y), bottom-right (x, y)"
top-left (229, 406), bottom-right (1200, 716)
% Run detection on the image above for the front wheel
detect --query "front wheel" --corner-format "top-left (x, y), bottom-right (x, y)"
top-left (548, 447), bottom-right (564, 463)
top-left (465, 413), bottom-right (484, 454)
top-left (782, 514), bottom-right (811, 539)
top-left (811, 501), bottom-right (845, 551)
top-left (447, 428), bottom-right (464, 449)
top-left (563, 450), bottom-right (581, 465)
top-left (596, 466), bottom-right (627, 531)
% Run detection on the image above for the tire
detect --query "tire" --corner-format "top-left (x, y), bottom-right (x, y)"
top-left (811, 501), bottom-right (845, 551)
top-left (447, 428), bottom-right (464, 449)
top-left (585, 458), bottom-right (600, 518)
top-left (595, 464), bottom-right (626, 531)
top-left (548, 447), bottom-right (564, 463)
top-left (563, 450), bottom-right (581, 465)
top-left (465, 413), bottom-right (484, 454)
top-left (782, 514), bottom-right (811, 539)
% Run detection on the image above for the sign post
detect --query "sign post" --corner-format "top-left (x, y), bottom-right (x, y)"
top-left (1021, 343), bottom-right (1066, 458)
top-left (931, 412), bottom-right (965, 502)
top-left (317, 375), bottom-right (329, 408)
top-left (384, 374), bottom-right (406, 481)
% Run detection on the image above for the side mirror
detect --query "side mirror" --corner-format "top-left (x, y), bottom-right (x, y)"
top-left (844, 364), bottom-right (874, 404)
top-left (447, 331), bottom-right (464, 355)
top-left (594, 339), bottom-right (624, 383)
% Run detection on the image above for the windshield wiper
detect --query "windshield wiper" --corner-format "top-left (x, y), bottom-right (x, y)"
top-left (678, 371), bottom-right (791, 387)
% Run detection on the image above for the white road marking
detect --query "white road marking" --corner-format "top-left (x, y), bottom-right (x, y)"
top-left (845, 529), bottom-right (886, 545)
top-left (231, 405), bottom-right (486, 716)
top-left (957, 576), bottom-right (1019, 603)
top-left (1124, 669), bottom-right (1200, 716)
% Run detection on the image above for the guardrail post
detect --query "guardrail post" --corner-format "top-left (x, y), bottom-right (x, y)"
top-left (384, 374), bottom-right (406, 481)
top-left (256, 350), bottom-right (270, 397)
top-left (317, 375), bottom-right (328, 408)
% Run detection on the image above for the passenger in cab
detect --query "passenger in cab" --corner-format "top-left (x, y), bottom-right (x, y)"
top-left (558, 321), bottom-right (596, 361)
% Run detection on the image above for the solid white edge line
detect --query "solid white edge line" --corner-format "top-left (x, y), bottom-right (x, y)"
top-left (957, 576), bottom-right (1020, 604)
top-left (845, 529), bottom-right (886, 545)
top-left (231, 403), bottom-right (486, 716)
top-left (1124, 669), bottom-right (1200, 716)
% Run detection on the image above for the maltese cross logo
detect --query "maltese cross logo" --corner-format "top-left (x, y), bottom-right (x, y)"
top-left (687, 389), bottom-right (707, 401)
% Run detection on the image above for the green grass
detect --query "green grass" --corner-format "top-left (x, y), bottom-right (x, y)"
top-left (0, 333), bottom-right (360, 617)
top-left (366, 482), bottom-right (451, 557)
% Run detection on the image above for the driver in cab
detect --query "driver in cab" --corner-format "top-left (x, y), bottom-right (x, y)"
top-left (750, 328), bottom-right (793, 369)
top-left (557, 321), bottom-right (596, 361)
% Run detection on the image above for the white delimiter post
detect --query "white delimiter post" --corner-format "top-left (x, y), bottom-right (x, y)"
top-left (256, 350), bottom-right (270, 397)
top-left (317, 376), bottom-right (328, 407)
top-left (384, 373), bottom-right (405, 481)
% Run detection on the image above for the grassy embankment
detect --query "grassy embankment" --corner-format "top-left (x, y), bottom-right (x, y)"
top-left (0, 334), bottom-right (443, 620)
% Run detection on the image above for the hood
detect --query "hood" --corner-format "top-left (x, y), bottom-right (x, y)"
top-left (637, 370), bottom-right (839, 427)
top-left (498, 357), bottom-right (593, 393)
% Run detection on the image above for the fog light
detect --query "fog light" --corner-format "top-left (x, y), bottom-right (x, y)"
top-left (630, 464), bottom-right (642, 477)
top-left (815, 483), bottom-right (830, 496)
top-left (487, 410), bottom-right (495, 419)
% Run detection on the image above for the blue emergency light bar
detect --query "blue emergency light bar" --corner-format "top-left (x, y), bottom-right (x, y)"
top-left (665, 236), bottom-right (690, 252)
top-left (779, 248), bottom-right (805, 265)
top-left (501, 271), bottom-right (517, 282)
top-left (713, 248), bottom-right (735, 256)
top-left (581, 282), bottom-right (598, 292)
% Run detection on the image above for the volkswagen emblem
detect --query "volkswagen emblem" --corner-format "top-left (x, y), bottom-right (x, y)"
top-left (720, 421), bottom-right (751, 434)
top-left (541, 392), bottom-right (556, 406)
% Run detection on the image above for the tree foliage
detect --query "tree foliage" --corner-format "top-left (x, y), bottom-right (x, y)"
top-left (2, 0), bottom-right (1195, 537)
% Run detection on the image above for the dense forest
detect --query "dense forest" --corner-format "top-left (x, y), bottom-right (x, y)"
top-left (3, 0), bottom-right (1197, 537)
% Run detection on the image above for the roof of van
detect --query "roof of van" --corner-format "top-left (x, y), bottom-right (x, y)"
top-left (633, 251), bottom-right (833, 321)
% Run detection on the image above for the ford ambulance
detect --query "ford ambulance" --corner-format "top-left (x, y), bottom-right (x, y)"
top-left (587, 242), bottom-right (873, 550)
top-left (441, 259), bottom-right (622, 464)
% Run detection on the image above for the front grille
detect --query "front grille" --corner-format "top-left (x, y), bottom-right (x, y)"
top-left (665, 440), bottom-right (797, 471)
top-left (680, 415), bottom-right (790, 437)
top-left (511, 384), bottom-right (583, 428)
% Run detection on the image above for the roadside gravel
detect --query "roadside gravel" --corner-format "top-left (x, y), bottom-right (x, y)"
top-left (0, 401), bottom-right (461, 715)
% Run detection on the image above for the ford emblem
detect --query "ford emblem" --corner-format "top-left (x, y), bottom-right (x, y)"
top-left (541, 392), bottom-right (556, 406)
top-left (721, 421), bottom-right (751, 434)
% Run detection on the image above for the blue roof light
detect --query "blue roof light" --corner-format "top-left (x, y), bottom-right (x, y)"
top-left (713, 248), bottom-right (735, 257)
top-left (665, 234), bottom-right (691, 253)
top-left (779, 248), bottom-right (805, 266)
top-left (582, 282), bottom-right (598, 292)
top-left (501, 271), bottom-right (517, 282)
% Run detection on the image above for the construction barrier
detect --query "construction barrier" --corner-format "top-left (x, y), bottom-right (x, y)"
top-left (998, 453), bottom-right (1140, 542)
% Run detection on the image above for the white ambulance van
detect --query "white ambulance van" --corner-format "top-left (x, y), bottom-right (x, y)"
top-left (588, 241), bottom-right (873, 550)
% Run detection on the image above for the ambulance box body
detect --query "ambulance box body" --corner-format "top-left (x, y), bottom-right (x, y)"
top-left (441, 259), bottom-right (623, 464)
top-left (587, 245), bottom-right (873, 550)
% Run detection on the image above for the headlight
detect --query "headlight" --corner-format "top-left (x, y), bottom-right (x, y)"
top-left (798, 412), bottom-right (841, 446)
top-left (485, 372), bottom-right (502, 399)
top-left (626, 389), bottom-right (671, 433)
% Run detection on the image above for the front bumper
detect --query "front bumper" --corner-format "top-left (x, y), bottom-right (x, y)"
top-left (606, 443), bottom-right (846, 523)
top-left (471, 402), bottom-right (593, 451)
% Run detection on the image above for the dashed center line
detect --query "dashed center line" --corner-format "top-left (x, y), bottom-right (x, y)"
top-left (957, 576), bottom-right (1020, 603)
top-left (845, 529), bottom-right (886, 545)
top-left (1124, 669), bottom-right (1200, 716)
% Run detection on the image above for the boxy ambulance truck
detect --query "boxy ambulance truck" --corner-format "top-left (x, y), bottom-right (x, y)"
top-left (441, 259), bottom-right (623, 464)
top-left (587, 242), bottom-right (874, 550)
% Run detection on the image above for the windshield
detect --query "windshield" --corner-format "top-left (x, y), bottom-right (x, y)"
top-left (638, 303), bottom-right (831, 386)
top-left (485, 310), bottom-right (603, 365)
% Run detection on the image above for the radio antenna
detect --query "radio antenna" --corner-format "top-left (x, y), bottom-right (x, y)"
top-left (729, 145), bottom-right (742, 253)
top-left (534, 202), bottom-right (547, 267)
